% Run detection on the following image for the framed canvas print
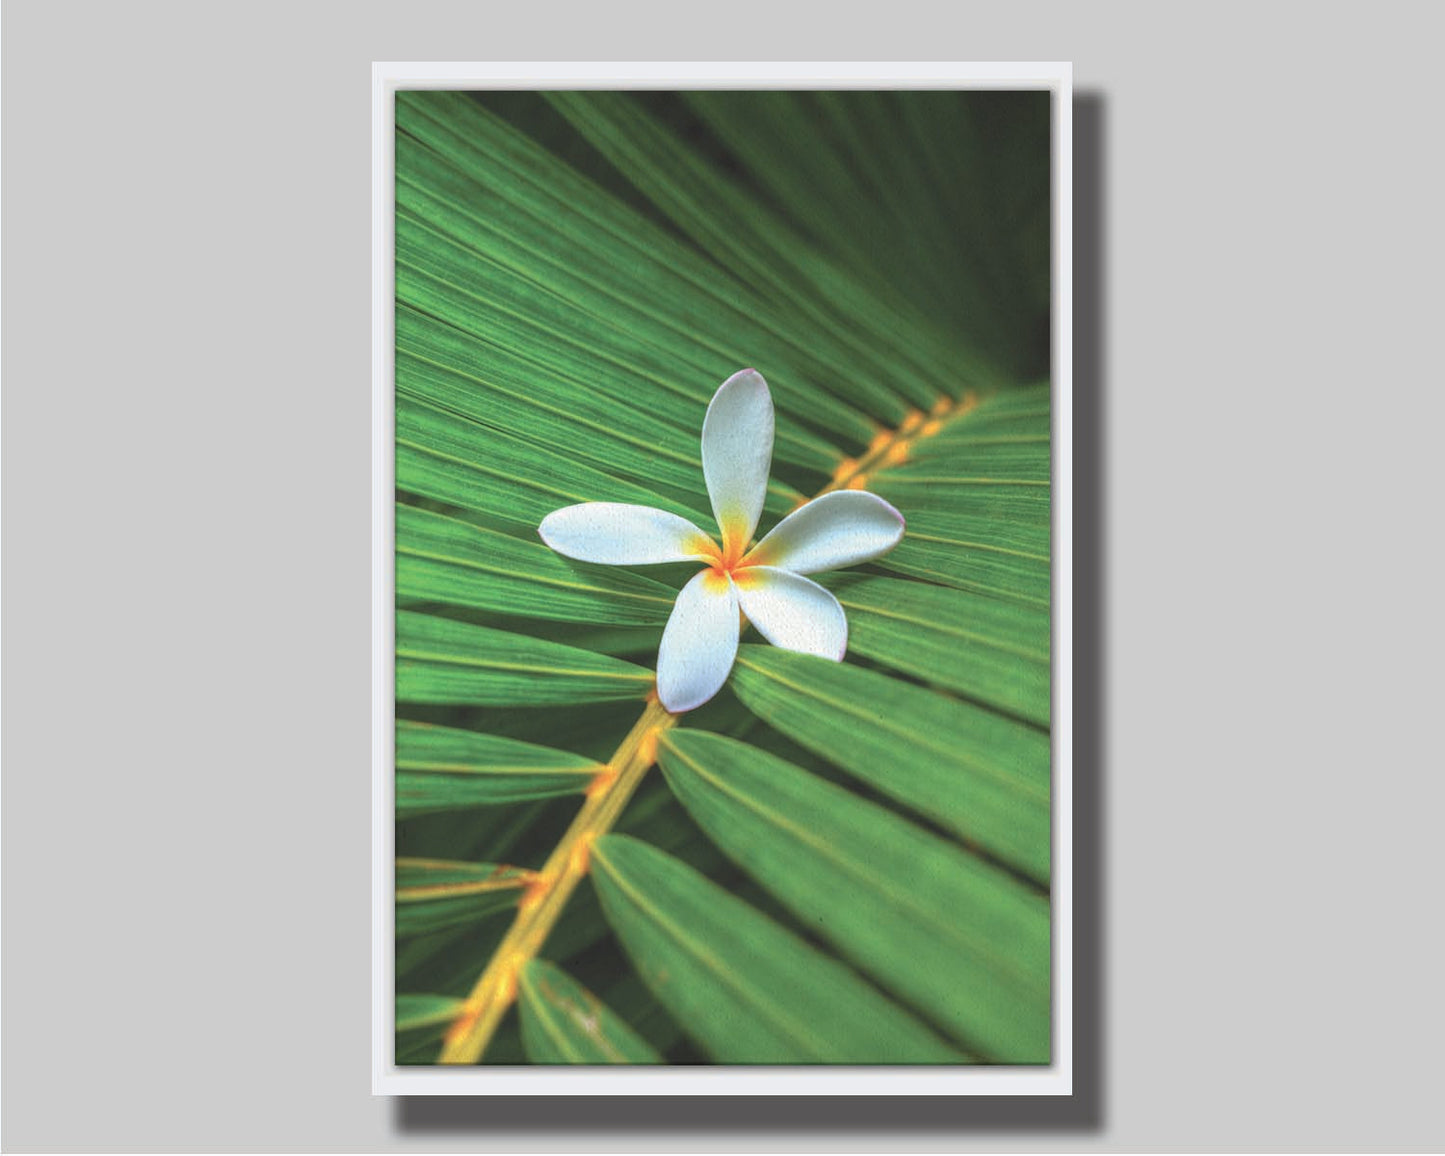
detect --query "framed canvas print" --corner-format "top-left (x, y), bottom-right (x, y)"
top-left (373, 62), bottom-right (1073, 1095)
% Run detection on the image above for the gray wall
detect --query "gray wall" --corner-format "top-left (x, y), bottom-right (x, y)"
top-left (5, 2), bottom-right (1443, 1151)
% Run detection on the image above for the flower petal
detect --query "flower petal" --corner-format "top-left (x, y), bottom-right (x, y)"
top-left (656, 570), bottom-right (741, 713)
top-left (746, 490), bottom-right (905, 574)
top-left (539, 503), bottom-right (715, 565)
top-left (701, 369), bottom-right (775, 558)
top-left (733, 567), bottom-right (847, 661)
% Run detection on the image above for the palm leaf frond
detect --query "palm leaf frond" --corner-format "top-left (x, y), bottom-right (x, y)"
top-left (590, 835), bottom-right (965, 1063)
top-left (517, 958), bottom-right (664, 1064)
top-left (392, 88), bottom-right (1053, 1066)
top-left (656, 729), bottom-right (1049, 1059)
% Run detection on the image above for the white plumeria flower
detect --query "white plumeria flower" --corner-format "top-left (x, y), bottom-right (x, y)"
top-left (538, 369), bottom-right (905, 713)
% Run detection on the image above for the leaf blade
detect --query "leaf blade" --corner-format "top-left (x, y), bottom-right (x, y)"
top-left (397, 503), bottom-right (678, 626)
top-left (395, 719), bottom-right (603, 817)
top-left (396, 857), bottom-right (536, 938)
top-left (730, 646), bottom-right (1050, 884)
top-left (590, 834), bottom-right (965, 1063)
top-left (657, 729), bottom-right (1050, 1060)
top-left (396, 610), bottom-right (654, 706)
top-left (518, 959), bottom-right (664, 1064)
top-left (874, 509), bottom-right (1051, 605)
top-left (825, 574), bottom-right (1050, 725)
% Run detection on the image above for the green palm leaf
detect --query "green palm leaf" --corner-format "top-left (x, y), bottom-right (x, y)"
top-left (827, 574), bottom-right (1050, 724)
top-left (397, 503), bottom-right (678, 625)
top-left (397, 391), bottom-right (716, 530)
top-left (590, 835), bottom-right (964, 1063)
top-left (395, 994), bottom-right (466, 1063)
top-left (731, 647), bottom-right (1050, 884)
top-left (875, 508), bottom-right (1051, 602)
top-left (395, 720), bottom-right (601, 816)
top-left (656, 730), bottom-right (1048, 1060)
top-left (517, 959), bottom-right (664, 1064)
top-left (396, 609), bottom-right (652, 706)
top-left (395, 858), bottom-right (535, 937)
top-left (392, 88), bottom-right (1053, 1067)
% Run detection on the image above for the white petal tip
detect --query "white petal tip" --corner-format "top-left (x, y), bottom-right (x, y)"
top-left (708, 368), bottom-right (772, 417)
top-left (537, 507), bottom-right (577, 551)
top-left (658, 687), bottom-right (719, 714)
top-left (866, 493), bottom-right (906, 531)
top-left (721, 367), bottom-right (765, 388)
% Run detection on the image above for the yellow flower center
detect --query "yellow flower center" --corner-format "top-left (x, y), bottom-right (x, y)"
top-left (693, 519), bottom-right (765, 590)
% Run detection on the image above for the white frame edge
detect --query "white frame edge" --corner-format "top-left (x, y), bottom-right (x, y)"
top-left (372, 60), bottom-right (1074, 1097)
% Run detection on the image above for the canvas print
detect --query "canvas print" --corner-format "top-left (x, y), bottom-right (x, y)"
top-left (392, 88), bottom-right (1053, 1066)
